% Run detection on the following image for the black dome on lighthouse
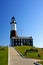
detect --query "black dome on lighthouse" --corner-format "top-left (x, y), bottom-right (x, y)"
top-left (12, 16), bottom-right (15, 20)
top-left (12, 16), bottom-right (16, 21)
top-left (10, 16), bottom-right (16, 24)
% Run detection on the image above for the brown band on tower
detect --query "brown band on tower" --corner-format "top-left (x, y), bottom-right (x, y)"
top-left (10, 30), bottom-right (17, 38)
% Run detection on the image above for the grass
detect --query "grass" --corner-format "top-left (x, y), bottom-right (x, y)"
top-left (0, 46), bottom-right (8, 65)
top-left (15, 46), bottom-right (43, 60)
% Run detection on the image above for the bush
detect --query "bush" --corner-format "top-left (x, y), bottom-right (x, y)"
top-left (25, 48), bottom-right (38, 52)
top-left (38, 53), bottom-right (40, 57)
top-left (0, 47), bottom-right (5, 51)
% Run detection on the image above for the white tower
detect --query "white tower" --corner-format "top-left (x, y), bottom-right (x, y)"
top-left (10, 16), bottom-right (17, 37)
top-left (10, 16), bottom-right (17, 46)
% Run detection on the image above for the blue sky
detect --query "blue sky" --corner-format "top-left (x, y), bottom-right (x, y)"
top-left (0, 0), bottom-right (43, 47)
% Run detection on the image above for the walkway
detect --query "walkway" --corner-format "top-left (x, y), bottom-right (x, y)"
top-left (8, 47), bottom-right (36, 65)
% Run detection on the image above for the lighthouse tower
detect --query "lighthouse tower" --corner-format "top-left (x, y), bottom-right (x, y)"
top-left (10, 16), bottom-right (17, 46)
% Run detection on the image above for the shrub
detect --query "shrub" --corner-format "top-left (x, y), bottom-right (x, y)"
top-left (38, 53), bottom-right (40, 57)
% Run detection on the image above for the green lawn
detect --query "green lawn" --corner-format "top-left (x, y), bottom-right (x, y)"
top-left (0, 46), bottom-right (8, 65)
top-left (15, 46), bottom-right (43, 60)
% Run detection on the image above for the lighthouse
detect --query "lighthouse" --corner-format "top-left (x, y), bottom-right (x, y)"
top-left (10, 16), bottom-right (33, 46)
top-left (10, 16), bottom-right (17, 46)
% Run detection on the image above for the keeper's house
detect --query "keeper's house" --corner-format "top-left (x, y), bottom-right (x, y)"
top-left (10, 17), bottom-right (33, 46)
